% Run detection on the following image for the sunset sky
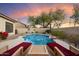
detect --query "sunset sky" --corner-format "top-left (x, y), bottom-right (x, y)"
top-left (0, 3), bottom-right (77, 24)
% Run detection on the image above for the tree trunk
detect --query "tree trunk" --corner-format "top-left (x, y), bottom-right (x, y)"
top-left (74, 21), bottom-right (76, 32)
top-left (74, 22), bottom-right (76, 28)
top-left (42, 20), bottom-right (45, 28)
top-left (50, 23), bottom-right (52, 32)
top-left (44, 20), bottom-right (52, 28)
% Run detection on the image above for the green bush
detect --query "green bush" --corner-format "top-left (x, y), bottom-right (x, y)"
top-left (51, 30), bottom-right (62, 36)
top-left (51, 30), bottom-right (66, 39)
top-left (45, 30), bottom-right (51, 34)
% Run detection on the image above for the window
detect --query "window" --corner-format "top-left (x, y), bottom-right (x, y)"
top-left (5, 22), bottom-right (13, 33)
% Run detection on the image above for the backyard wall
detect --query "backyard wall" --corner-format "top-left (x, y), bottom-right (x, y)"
top-left (57, 27), bottom-right (79, 35)
top-left (28, 28), bottom-right (49, 33)
top-left (50, 19), bottom-right (79, 28)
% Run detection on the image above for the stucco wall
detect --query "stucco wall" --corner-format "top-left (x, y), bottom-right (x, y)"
top-left (0, 17), bottom-right (15, 36)
top-left (51, 19), bottom-right (79, 28)
top-left (16, 28), bottom-right (28, 34)
top-left (15, 22), bottom-right (27, 34)
top-left (15, 22), bottom-right (26, 29)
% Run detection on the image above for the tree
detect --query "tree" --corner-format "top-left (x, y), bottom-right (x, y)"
top-left (39, 12), bottom-right (49, 27)
top-left (44, 9), bottom-right (65, 29)
top-left (52, 9), bottom-right (65, 29)
top-left (35, 16), bottom-right (43, 25)
top-left (28, 9), bottom-right (65, 30)
top-left (46, 9), bottom-right (54, 31)
top-left (28, 16), bottom-right (36, 27)
top-left (71, 5), bottom-right (79, 27)
top-left (44, 9), bottom-right (54, 28)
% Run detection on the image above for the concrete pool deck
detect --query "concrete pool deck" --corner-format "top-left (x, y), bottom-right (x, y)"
top-left (26, 45), bottom-right (49, 56)
top-left (0, 35), bottom-right (70, 56)
top-left (54, 39), bottom-right (69, 49)
top-left (0, 36), bottom-right (24, 49)
top-left (0, 36), bottom-right (70, 49)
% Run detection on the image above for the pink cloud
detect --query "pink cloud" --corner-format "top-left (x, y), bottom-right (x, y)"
top-left (10, 4), bottom-right (74, 19)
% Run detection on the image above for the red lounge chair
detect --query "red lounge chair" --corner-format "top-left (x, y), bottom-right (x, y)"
top-left (47, 42), bottom-right (76, 56)
top-left (0, 42), bottom-right (32, 56)
top-left (76, 54), bottom-right (79, 56)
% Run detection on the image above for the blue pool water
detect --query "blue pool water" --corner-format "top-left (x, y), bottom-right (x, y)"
top-left (23, 34), bottom-right (54, 45)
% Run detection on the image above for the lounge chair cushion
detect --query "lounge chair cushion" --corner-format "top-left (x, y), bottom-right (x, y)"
top-left (76, 54), bottom-right (79, 56)
top-left (47, 42), bottom-right (76, 56)
top-left (1, 42), bottom-right (31, 56)
top-left (17, 42), bottom-right (31, 51)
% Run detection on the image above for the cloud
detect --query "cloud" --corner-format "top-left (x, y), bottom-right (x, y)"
top-left (9, 4), bottom-right (74, 19)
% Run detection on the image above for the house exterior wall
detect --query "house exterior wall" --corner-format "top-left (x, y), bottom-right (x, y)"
top-left (16, 28), bottom-right (28, 34)
top-left (0, 17), bottom-right (15, 36)
top-left (15, 22), bottom-right (27, 34)
top-left (15, 22), bottom-right (26, 29)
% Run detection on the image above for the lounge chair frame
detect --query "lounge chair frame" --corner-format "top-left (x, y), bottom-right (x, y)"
top-left (12, 47), bottom-right (23, 56)
top-left (23, 45), bottom-right (32, 56)
top-left (70, 45), bottom-right (79, 55)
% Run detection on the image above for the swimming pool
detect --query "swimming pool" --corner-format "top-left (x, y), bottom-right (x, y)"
top-left (23, 34), bottom-right (54, 45)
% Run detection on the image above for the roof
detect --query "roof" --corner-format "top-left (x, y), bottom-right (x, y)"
top-left (0, 13), bottom-right (27, 27)
top-left (0, 13), bottom-right (17, 22)
top-left (16, 20), bottom-right (27, 26)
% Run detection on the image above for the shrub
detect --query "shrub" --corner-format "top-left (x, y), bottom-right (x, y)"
top-left (51, 30), bottom-right (66, 39)
top-left (35, 31), bottom-right (38, 33)
top-left (45, 30), bottom-right (51, 34)
top-left (0, 32), bottom-right (2, 39)
top-left (0, 32), bottom-right (8, 40)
